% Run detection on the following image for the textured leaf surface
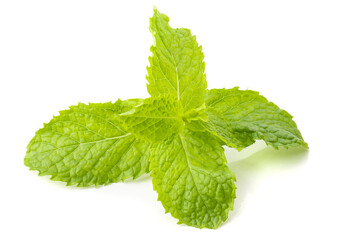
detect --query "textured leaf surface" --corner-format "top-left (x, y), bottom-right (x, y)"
top-left (120, 94), bottom-right (183, 143)
top-left (202, 88), bottom-right (308, 150)
top-left (24, 99), bottom-right (151, 187)
top-left (150, 128), bottom-right (236, 229)
top-left (147, 8), bottom-right (207, 112)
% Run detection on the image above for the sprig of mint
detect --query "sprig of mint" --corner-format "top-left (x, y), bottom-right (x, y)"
top-left (24, 7), bottom-right (308, 229)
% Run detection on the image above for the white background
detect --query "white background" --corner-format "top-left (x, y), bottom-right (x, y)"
top-left (1, 0), bottom-right (359, 239)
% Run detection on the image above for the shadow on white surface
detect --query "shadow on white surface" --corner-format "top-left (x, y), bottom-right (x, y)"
top-left (224, 141), bottom-right (309, 225)
top-left (125, 173), bottom-right (152, 183)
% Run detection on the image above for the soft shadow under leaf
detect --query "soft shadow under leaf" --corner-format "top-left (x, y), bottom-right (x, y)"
top-left (224, 141), bottom-right (309, 223)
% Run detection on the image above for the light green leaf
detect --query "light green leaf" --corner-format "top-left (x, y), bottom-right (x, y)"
top-left (147, 8), bottom-right (207, 112)
top-left (202, 88), bottom-right (308, 150)
top-left (150, 128), bottom-right (236, 229)
top-left (24, 99), bottom-right (151, 187)
top-left (120, 94), bottom-right (183, 143)
top-left (182, 103), bottom-right (208, 123)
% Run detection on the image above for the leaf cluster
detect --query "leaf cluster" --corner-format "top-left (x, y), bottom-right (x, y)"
top-left (24, 8), bottom-right (308, 229)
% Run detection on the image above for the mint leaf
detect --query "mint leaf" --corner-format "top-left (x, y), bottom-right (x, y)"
top-left (147, 8), bottom-right (207, 112)
top-left (120, 94), bottom-right (183, 143)
top-left (24, 100), bottom-right (151, 187)
top-left (150, 128), bottom-right (236, 229)
top-left (182, 103), bottom-right (208, 123)
top-left (202, 88), bottom-right (308, 150)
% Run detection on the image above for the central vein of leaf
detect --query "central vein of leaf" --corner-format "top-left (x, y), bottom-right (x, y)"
top-left (169, 52), bottom-right (180, 103)
top-left (176, 65), bottom-right (180, 102)
top-left (179, 133), bottom-right (210, 210)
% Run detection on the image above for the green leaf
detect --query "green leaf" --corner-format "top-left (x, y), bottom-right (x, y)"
top-left (150, 128), bottom-right (236, 229)
top-left (147, 8), bottom-right (207, 112)
top-left (24, 99), bottom-right (151, 187)
top-left (120, 94), bottom-right (183, 143)
top-left (182, 103), bottom-right (208, 123)
top-left (202, 87), bottom-right (308, 150)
